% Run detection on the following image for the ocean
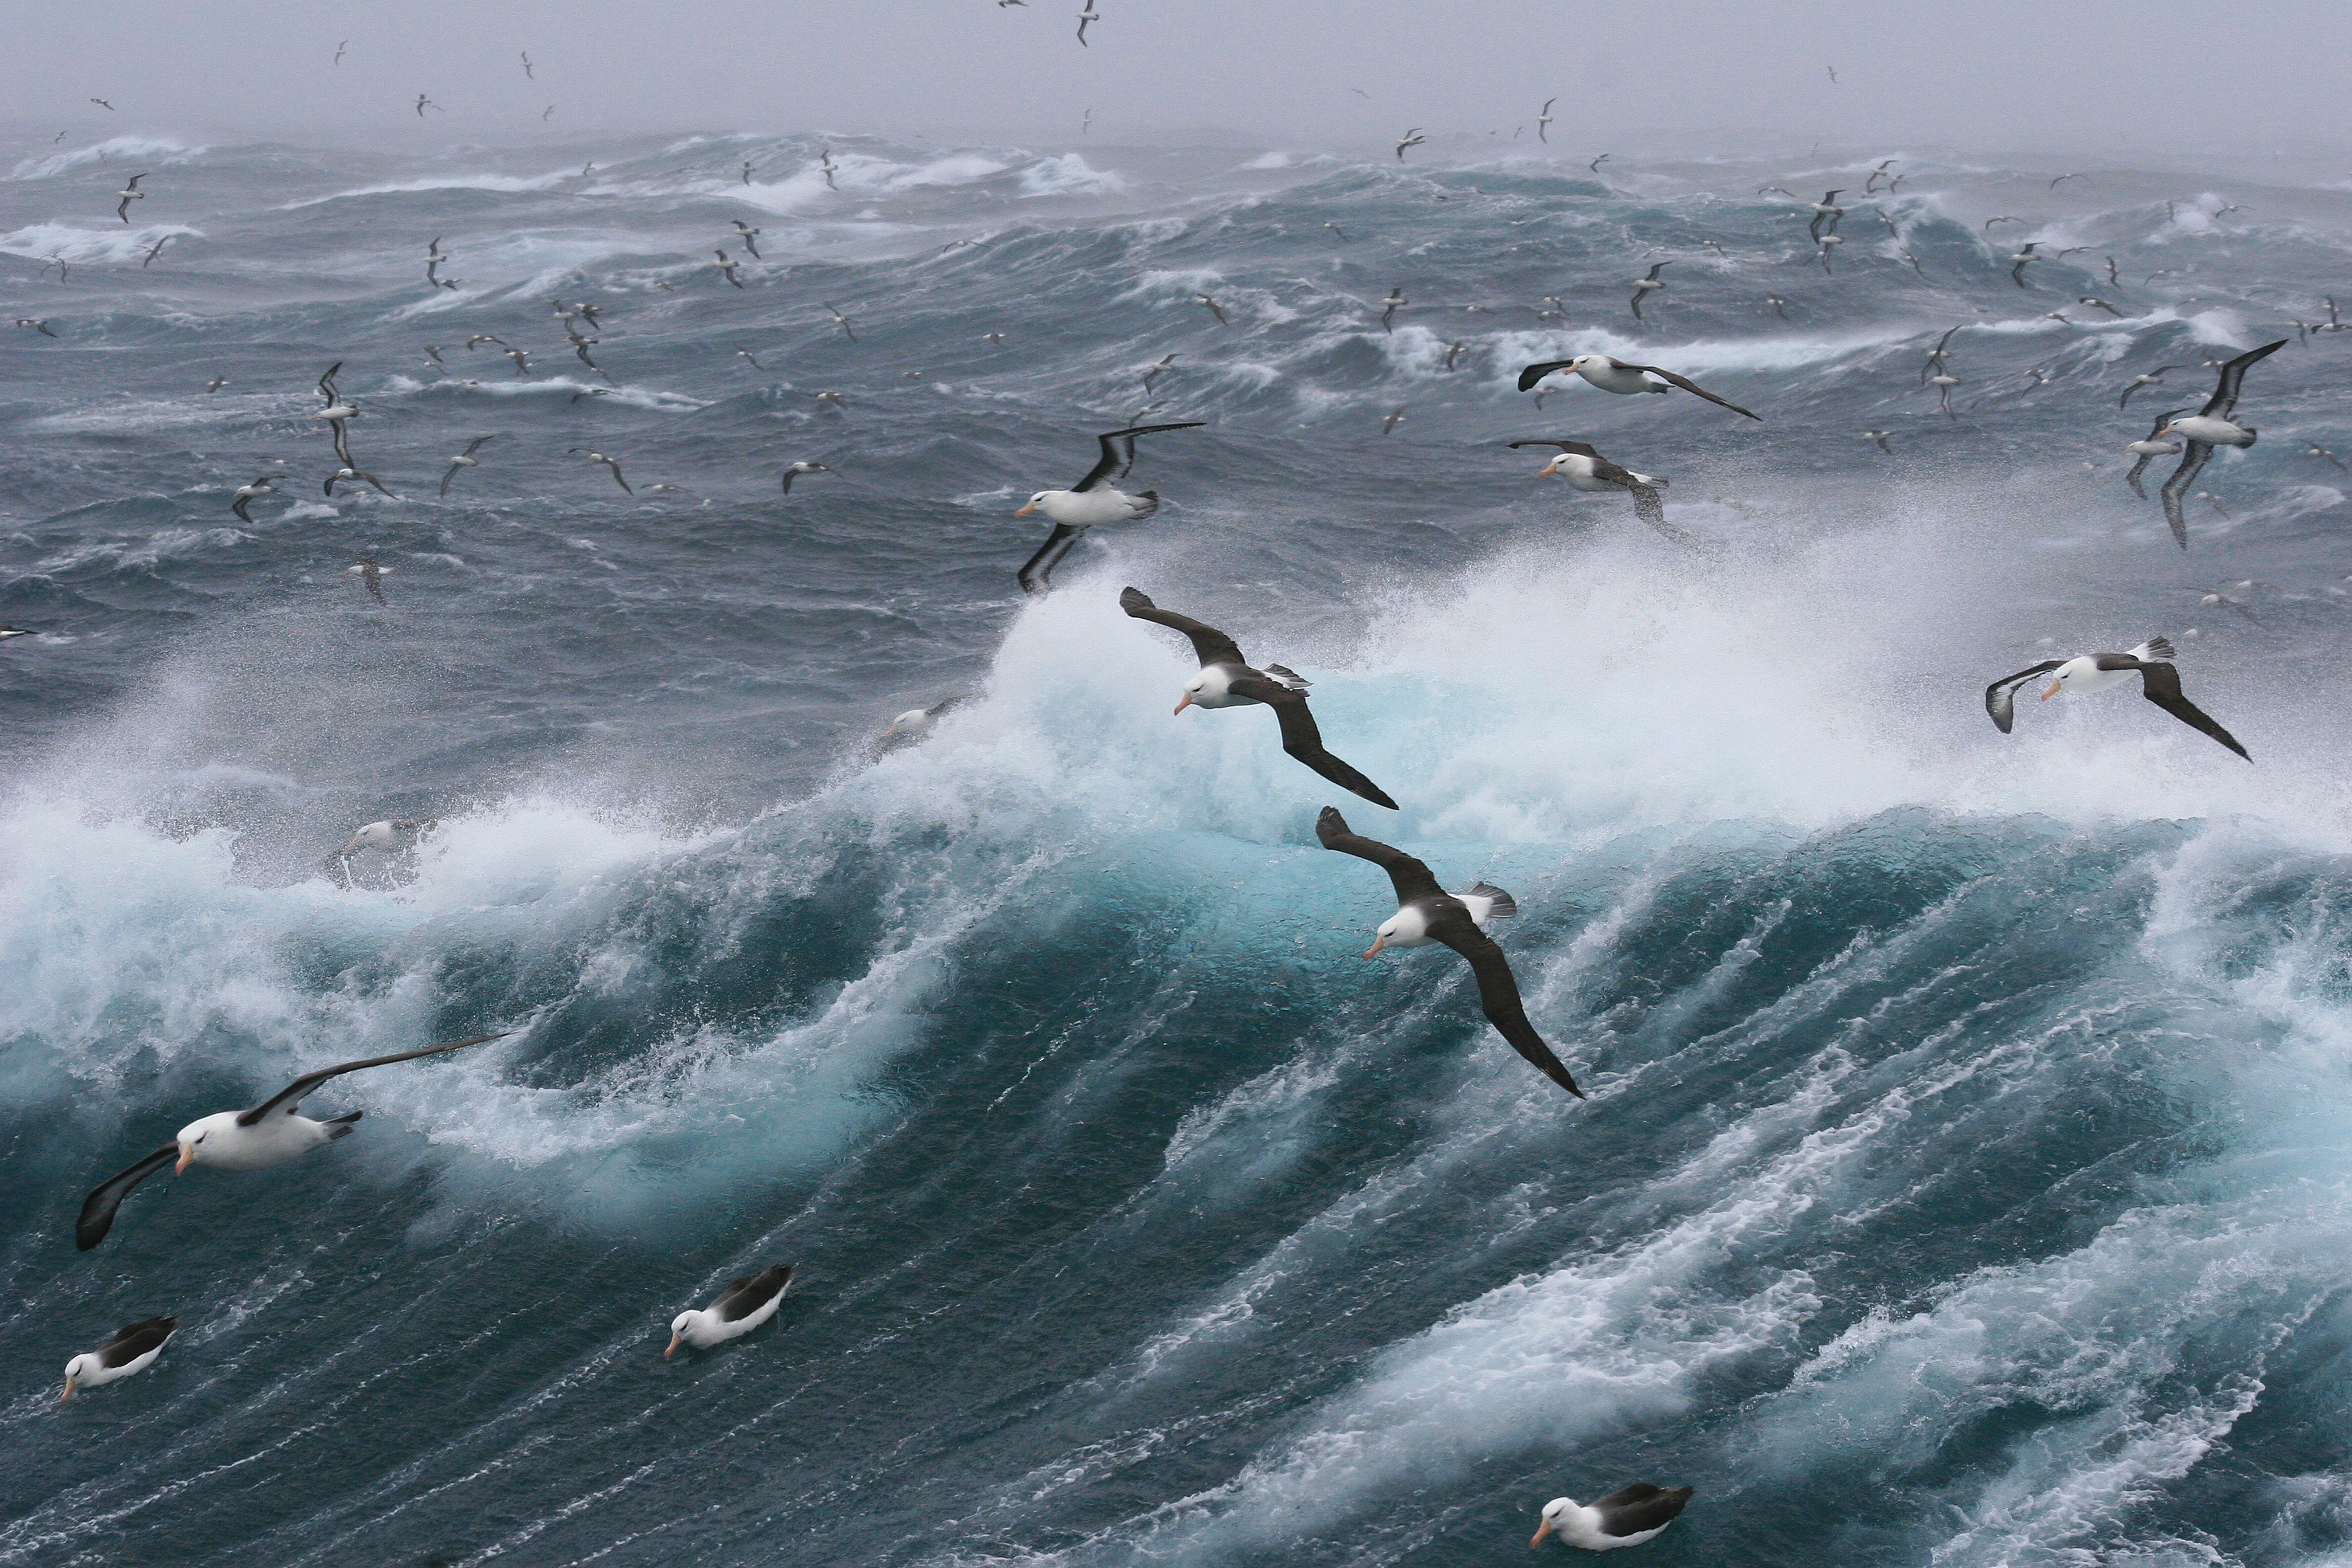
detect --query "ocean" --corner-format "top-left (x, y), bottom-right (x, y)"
top-left (3, 126), bottom-right (2350, 1568)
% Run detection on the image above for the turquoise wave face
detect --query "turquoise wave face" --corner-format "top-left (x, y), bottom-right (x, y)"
top-left (4, 130), bottom-right (2350, 1568)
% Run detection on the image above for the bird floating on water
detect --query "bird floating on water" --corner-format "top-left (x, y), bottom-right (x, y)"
top-left (668, 1266), bottom-right (793, 1355)
top-left (62, 1318), bottom-right (177, 1400)
top-left (1532, 1485), bottom-right (1695, 1550)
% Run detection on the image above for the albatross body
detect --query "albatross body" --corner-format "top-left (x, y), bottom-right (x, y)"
top-left (1121, 587), bottom-right (1397, 809)
top-left (1316, 808), bottom-right (1582, 1096)
top-left (1516, 355), bottom-right (1761, 420)
top-left (2152, 340), bottom-right (2284, 548)
top-left (1014, 422), bottom-right (1203, 594)
top-left (62, 1317), bottom-right (177, 1399)
top-left (1511, 438), bottom-right (1692, 543)
top-left (75, 1032), bottom-right (507, 1248)
top-left (1532, 1485), bottom-right (1695, 1550)
top-left (1983, 637), bottom-right (2249, 760)
top-left (667, 1265), bottom-right (793, 1354)
top-left (2122, 408), bottom-right (2185, 499)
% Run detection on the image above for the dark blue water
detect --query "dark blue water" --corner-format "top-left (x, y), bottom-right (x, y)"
top-left (4, 128), bottom-right (2351, 1568)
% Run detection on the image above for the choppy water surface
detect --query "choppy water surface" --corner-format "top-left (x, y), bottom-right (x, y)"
top-left (3, 128), bottom-right (2351, 1568)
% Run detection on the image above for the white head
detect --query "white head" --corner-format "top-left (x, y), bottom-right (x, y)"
top-left (1014, 491), bottom-right (1054, 517)
top-left (1364, 903), bottom-right (1429, 958)
top-left (2040, 656), bottom-right (2097, 701)
top-left (1565, 354), bottom-right (1604, 373)
top-left (176, 1110), bottom-right (236, 1172)
top-left (666, 1311), bottom-right (699, 1357)
top-left (1535, 453), bottom-right (1572, 477)
top-left (1533, 1498), bottom-right (1578, 1547)
top-left (61, 1353), bottom-right (97, 1400)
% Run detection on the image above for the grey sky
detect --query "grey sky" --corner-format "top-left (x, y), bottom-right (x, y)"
top-left (2, 0), bottom-right (2348, 154)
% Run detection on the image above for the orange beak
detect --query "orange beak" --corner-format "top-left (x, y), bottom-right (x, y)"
top-left (1013, 502), bottom-right (1035, 517)
top-left (60, 1379), bottom-right (75, 1401)
top-left (1531, 1517), bottom-right (1553, 1548)
top-left (2041, 681), bottom-right (2062, 701)
top-left (1173, 693), bottom-right (1192, 715)
top-left (1363, 935), bottom-right (1387, 959)
top-left (665, 1333), bottom-right (681, 1358)
top-left (175, 1141), bottom-right (194, 1173)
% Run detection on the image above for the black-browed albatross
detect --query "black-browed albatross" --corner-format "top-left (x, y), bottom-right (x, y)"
top-left (75, 1031), bottom-right (509, 1248)
top-left (1012, 422), bottom-right (1203, 594)
top-left (2121, 408), bottom-right (2185, 499)
top-left (1516, 355), bottom-right (1760, 420)
top-left (1315, 807), bottom-right (1582, 1095)
top-left (1120, 587), bottom-right (1397, 809)
top-left (2153, 339), bottom-right (2285, 549)
top-left (1509, 439), bottom-right (1694, 544)
top-left (61, 1317), bottom-right (177, 1399)
top-left (1983, 637), bottom-right (2248, 759)
top-left (668, 1265), bottom-right (793, 1354)
top-left (1532, 1484), bottom-right (1695, 1550)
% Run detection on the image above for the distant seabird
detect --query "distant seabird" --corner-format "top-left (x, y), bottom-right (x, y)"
top-left (714, 249), bottom-right (745, 288)
top-left (1628, 262), bottom-right (1668, 320)
top-left (415, 94), bottom-right (441, 116)
top-left (520, 51), bottom-right (533, 79)
top-left (1396, 127), bottom-right (1427, 160)
top-left (439, 435), bottom-right (496, 496)
top-left (2153, 339), bottom-right (2285, 548)
top-left (333, 40), bottom-right (346, 64)
top-left (205, 374), bottom-right (228, 391)
top-left (667, 1266), bottom-right (793, 1355)
top-left (1983, 215), bottom-right (2023, 231)
top-left (345, 554), bottom-right (393, 603)
top-left (740, 159), bottom-right (755, 185)
top-left (1532, 1486), bottom-right (1695, 1550)
top-left (1765, 295), bottom-right (1790, 319)
top-left (1805, 189), bottom-right (1843, 242)
top-left (230, 474), bottom-right (287, 522)
top-left (16, 318), bottom-right (59, 337)
top-left (465, 334), bottom-right (505, 351)
top-left (570, 447), bottom-right (635, 495)
top-left (324, 466), bottom-right (393, 498)
top-left (140, 234), bottom-right (169, 267)
top-left (1922, 326), bottom-right (1958, 382)
top-left (820, 147), bottom-right (840, 190)
top-left (779, 460), bottom-right (835, 494)
top-left (1378, 286), bottom-right (1407, 332)
top-left (1382, 406), bottom-right (1407, 435)
top-left (1316, 807), bottom-right (1581, 1094)
top-left (1194, 293), bottom-right (1228, 325)
top-left (1014, 422), bottom-right (1203, 594)
top-left (313, 361), bottom-right (358, 465)
top-left (90, 99), bottom-right (114, 111)
top-left (1863, 428), bottom-right (1894, 453)
top-left (1442, 340), bottom-right (1467, 371)
top-left (75, 1032), bottom-right (508, 1249)
top-left (2119, 365), bottom-right (2181, 407)
top-left (1928, 369), bottom-right (1962, 418)
top-left (1537, 97), bottom-right (1556, 142)
top-left (2077, 296), bottom-right (2125, 318)
top-left (0, 626), bottom-right (34, 641)
top-left (1141, 353), bottom-right (1178, 391)
top-left (1511, 439), bottom-right (1692, 543)
top-left (2303, 441), bottom-right (2348, 472)
top-left (1985, 637), bottom-right (2247, 759)
top-left (1589, 153), bottom-right (1609, 173)
top-left (1123, 589), bottom-right (1396, 808)
top-left (1075, 4), bottom-right (1099, 44)
top-left (730, 220), bottom-right (763, 258)
top-left (2122, 408), bottom-right (2185, 499)
top-left (1516, 355), bottom-right (1761, 420)
top-left (502, 346), bottom-right (531, 376)
top-left (823, 302), bottom-right (858, 341)
top-left (1816, 234), bottom-right (1842, 272)
top-left (1323, 222), bottom-right (1351, 242)
top-left (62, 1318), bottom-right (176, 1400)
top-left (2008, 243), bottom-right (2040, 287)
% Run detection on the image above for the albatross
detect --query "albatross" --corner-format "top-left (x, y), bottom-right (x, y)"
top-left (2122, 407), bottom-right (2185, 499)
top-left (115, 173), bottom-right (149, 222)
top-left (1120, 587), bottom-right (1397, 809)
top-left (62, 1318), bottom-right (177, 1400)
top-left (1516, 355), bottom-right (1761, 420)
top-left (1983, 637), bottom-right (2248, 759)
top-left (1316, 807), bottom-right (1582, 1096)
top-left (439, 435), bottom-right (496, 496)
top-left (1532, 1485), bottom-right (1695, 1550)
top-left (2152, 339), bottom-right (2285, 549)
top-left (1510, 438), bottom-right (1694, 544)
top-left (1628, 261), bottom-right (1668, 320)
top-left (312, 361), bottom-right (358, 466)
top-left (74, 1032), bottom-right (508, 1249)
top-left (667, 1265), bottom-right (793, 1355)
top-left (1012, 422), bottom-right (1203, 594)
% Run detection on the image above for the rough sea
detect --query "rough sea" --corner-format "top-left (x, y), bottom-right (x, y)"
top-left (3, 125), bottom-right (2351, 1568)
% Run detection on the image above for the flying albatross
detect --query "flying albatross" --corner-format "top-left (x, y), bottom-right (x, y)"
top-left (75, 1032), bottom-right (508, 1249)
top-left (1120, 587), bottom-right (1397, 808)
top-left (1516, 355), bottom-right (1761, 420)
top-left (1315, 807), bottom-right (1582, 1095)
top-left (1532, 1485), bottom-right (1696, 1550)
top-left (2153, 339), bottom-right (2285, 549)
top-left (1983, 637), bottom-right (2248, 760)
top-left (2121, 407), bottom-right (2185, 499)
top-left (1013, 422), bottom-right (1203, 594)
top-left (666, 1264), bottom-right (793, 1355)
top-left (313, 361), bottom-right (358, 466)
top-left (61, 1317), bottom-right (177, 1399)
top-left (1510, 439), bottom-right (1695, 545)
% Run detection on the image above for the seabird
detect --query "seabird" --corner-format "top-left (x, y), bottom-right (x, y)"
top-left (345, 554), bottom-right (393, 603)
top-left (2303, 441), bottom-right (2348, 472)
top-left (1928, 369), bottom-right (1962, 419)
top-left (140, 234), bottom-right (169, 267)
top-left (1141, 353), bottom-right (1178, 392)
top-left (230, 474), bottom-right (287, 522)
top-left (2077, 296), bottom-right (2125, 318)
top-left (2153, 339), bottom-right (2285, 548)
top-left (1985, 637), bottom-right (2247, 759)
top-left (61, 1319), bottom-right (177, 1400)
top-left (823, 302), bottom-right (858, 341)
top-left (1515, 355), bottom-right (1761, 420)
top-left (75, 1032), bottom-right (508, 1249)
top-left (325, 466), bottom-right (394, 498)
top-left (2008, 243), bottom-right (2040, 287)
top-left (733, 344), bottom-right (767, 370)
top-left (731, 220), bottom-right (763, 258)
top-left (1315, 807), bottom-right (1581, 1094)
top-left (0, 626), bottom-right (34, 640)
top-left (1123, 589), bottom-right (1397, 808)
top-left (1863, 429), bottom-right (1894, 454)
top-left (520, 51), bottom-right (533, 79)
top-left (90, 97), bottom-right (115, 110)
top-left (465, 334), bottom-right (505, 351)
top-left (1816, 234), bottom-right (1842, 272)
top-left (16, 318), bottom-right (59, 337)
top-left (1983, 215), bottom-right (2023, 231)
top-left (820, 147), bottom-right (840, 190)
top-left (667, 1266), bottom-right (793, 1355)
top-left (1628, 262), bottom-right (1668, 320)
top-left (1382, 406), bottom-right (1407, 435)
top-left (2119, 366), bottom-right (2181, 408)
top-left (1532, 1486), bottom-right (1695, 1550)
top-left (1442, 340), bottom-right (1467, 371)
top-left (439, 435), bottom-right (496, 496)
top-left (714, 249), bottom-right (745, 288)
top-left (1588, 153), bottom-right (1609, 173)
top-left (206, 374), bottom-right (228, 391)
top-left (415, 94), bottom-right (441, 116)
top-left (740, 159), bottom-right (755, 185)
top-left (1922, 326), bottom-right (1959, 382)
top-left (570, 447), bottom-right (635, 495)
top-left (1805, 190), bottom-right (1843, 242)
top-left (334, 40), bottom-right (346, 64)
top-left (330, 818), bottom-right (430, 865)
top-left (1536, 97), bottom-right (1556, 142)
top-left (1765, 295), bottom-right (1789, 319)
top-left (312, 361), bottom-right (358, 465)
top-left (779, 460), bottom-right (835, 494)
top-left (2191, 584), bottom-right (2262, 623)
top-left (1511, 439), bottom-right (1691, 543)
top-left (1323, 221), bottom-right (1351, 242)
top-left (1074, 3), bottom-right (1100, 43)
top-left (1014, 423), bottom-right (1203, 594)
top-left (503, 346), bottom-right (532, 376)
top-left (1378, 286), bottom-right (1407, 332)
top-left (2122, 407), bottom-right (2186, 499)
top-left (1194, 293), bottom-right (1228, 325)
top-left (1396, 127), bottom-right (1427, 160)
top-left (1864, 158), bottom-right (1898, 193)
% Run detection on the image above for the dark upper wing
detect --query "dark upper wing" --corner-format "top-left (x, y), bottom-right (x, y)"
top-left (318, 361), bottom-right (342, 404)
top-left (716, 1264), bottom-right (793, 1321)
top-left (235, 1032), bottom-right (507, 1126)
top-left (100, 1316), bottom-right (178, 1365)
top-left (2201, 339), bottom-right (2285, 419)
top-left (1426, 914), bottom-right (1584, 1097)
top-left (1073, 422), bottom-right (1205, 492)
top-left (77, 1144), bottom-right (177, 1251)
top-left (1506, 439), bottom-right (1599, 458)
top-left (1018, 524), bottom-right (1085, 596)
top-left (1618, 363), bottom-right (1763, 420)
top-left (1983, 661), bottom-right (2064, 733)
top-left (1315, 806), bottom-right (1442, 901)
top-left (2159, 443), bottom-right (2213, 551)
top-left (1626, 485), bottom-right (1698, 545)
top-left (2124, 454), bottom-right (2153, 499)
top-left (2143, 407), bottom-right (2185, 442)
top-left (1240, 680), bottom-right (1396, 808)
top-left (1592, 1484), bottom-right (1694, 1535)
top-left (2134, 662), bottom-right (2250, 760)
top-left (1516, 359), bottom-right (1575, 392)
top-left (330, 421), bottom-right (355, 469)
top-left (1119, 586), bottom-right (1247, 668)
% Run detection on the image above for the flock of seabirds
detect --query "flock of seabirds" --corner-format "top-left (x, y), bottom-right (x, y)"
top-left (15, 42), bottom-right (2334, 1552)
